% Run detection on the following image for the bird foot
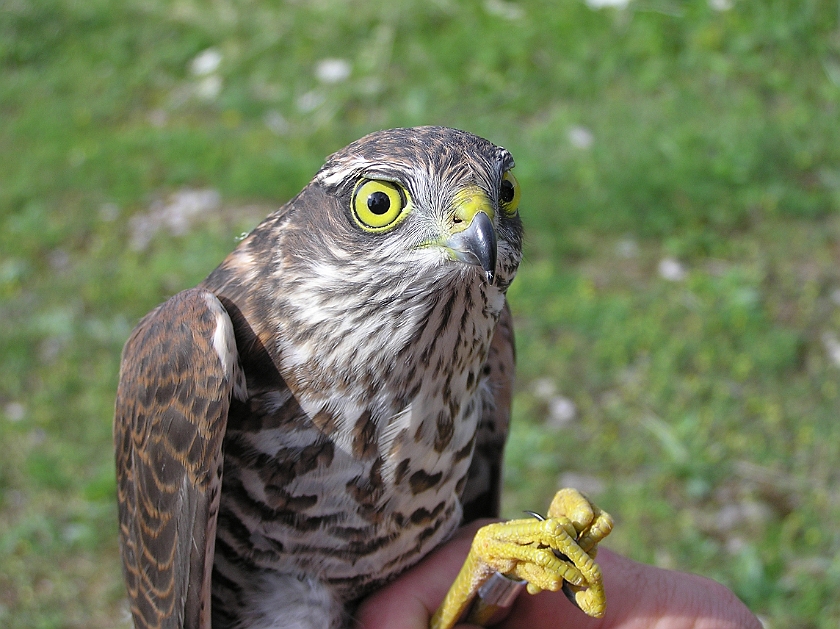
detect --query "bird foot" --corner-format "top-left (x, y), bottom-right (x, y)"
top-left (430, 488), bottom-right (613, 629)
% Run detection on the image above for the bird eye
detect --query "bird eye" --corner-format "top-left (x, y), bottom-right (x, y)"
top-left (500, 171), bottom-right (520, 216)
top-left (352, 180), bottom-right (410, 231)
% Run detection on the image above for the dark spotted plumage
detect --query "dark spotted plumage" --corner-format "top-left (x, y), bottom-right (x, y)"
top-left (114, 126), bottom-right (523, 629)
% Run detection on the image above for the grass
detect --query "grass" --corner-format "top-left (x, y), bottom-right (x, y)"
top-left (1, 0), bottom-right (839, 626)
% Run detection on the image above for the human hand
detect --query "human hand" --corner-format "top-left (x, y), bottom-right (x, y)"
top-left (355, 520), bottom-right (761, 629)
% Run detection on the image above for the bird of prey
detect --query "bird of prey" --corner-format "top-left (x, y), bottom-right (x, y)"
top-left (114, 126), bottom-right (610, 629)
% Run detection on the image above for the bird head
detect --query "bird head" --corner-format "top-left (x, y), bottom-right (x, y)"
top-left (293, 126), bottom-right (523, 294)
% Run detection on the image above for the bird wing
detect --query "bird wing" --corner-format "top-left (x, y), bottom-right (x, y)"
top-left (460, 300), bottom-right (515, 522)
top-left (115, 288), bottom-right (241, 629)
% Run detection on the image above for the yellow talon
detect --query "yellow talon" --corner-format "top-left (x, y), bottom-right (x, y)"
top-left (430, 488), bottom-right (613, 629)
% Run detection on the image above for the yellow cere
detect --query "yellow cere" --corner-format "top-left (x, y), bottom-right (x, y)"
top-left (352, 179), bottom-right (410, 231)
top-left (452, 186), bottom-right (494, 226)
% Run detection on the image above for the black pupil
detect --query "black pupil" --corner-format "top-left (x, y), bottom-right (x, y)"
top-left (367, 191), bottom-right (391, 215)
top-left (500, 180), bottom-right (515, 204)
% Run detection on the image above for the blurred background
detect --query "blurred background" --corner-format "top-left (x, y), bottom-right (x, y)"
top-left (2, 0), bottom-right (839, 626)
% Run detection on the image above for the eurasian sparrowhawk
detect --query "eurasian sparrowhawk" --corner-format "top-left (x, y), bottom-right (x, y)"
top-left (114, 126), bottom-right (610, 629)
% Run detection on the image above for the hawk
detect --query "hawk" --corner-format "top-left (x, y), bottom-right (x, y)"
top-left (115, 126), bottom-right (610, 629)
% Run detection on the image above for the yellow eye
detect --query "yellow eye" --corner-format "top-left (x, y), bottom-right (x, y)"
top-left (352, 180), bottom-right (410, 231)
top-left (499, 170), bottom-right (521, 216)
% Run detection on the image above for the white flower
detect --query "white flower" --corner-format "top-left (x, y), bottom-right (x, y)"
top-left (568, 125), bottom-right (594, 149)
top-left (483, 0), bottom-right (525, 20)
top-left (4, 402), bottom-right (25, 422)
top-left (548, 396), bottom-right (578, 428)
top-left (658, 257), bottom-right (687, 282)
top-left (586, 0), bottom-right (630, 9)
top-left (709, 0), bottom-right (733, 10)
top-left (297, 90), bottom-right (326, 113)
top-left (191, 48), bottom-right (222, 76)
top-left (531, 378), bottom-right (557, 400)
top-left (616, 238), bottom-right (639, 258)
top-left (315, 59), bottom-right (351, 84)
top-left (822, 332), bottom-right (840, 368)
top-left (263, 110), bottom-right (289, 135)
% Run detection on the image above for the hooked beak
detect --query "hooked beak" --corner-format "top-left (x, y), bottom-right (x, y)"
top-left (444, 186), bottom-right (498, 283)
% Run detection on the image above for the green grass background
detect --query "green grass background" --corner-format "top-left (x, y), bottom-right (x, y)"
top-left (2, 0), bottom-right (839, 626)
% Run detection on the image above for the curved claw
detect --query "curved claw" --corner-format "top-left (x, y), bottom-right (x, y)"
top-left (469, 513), bottom-right (606, 616)
top-left (548, 487), bottom-right (614, 555)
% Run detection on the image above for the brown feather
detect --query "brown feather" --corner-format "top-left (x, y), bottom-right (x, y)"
top-left (115, 289), bottom-right (238, 629)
